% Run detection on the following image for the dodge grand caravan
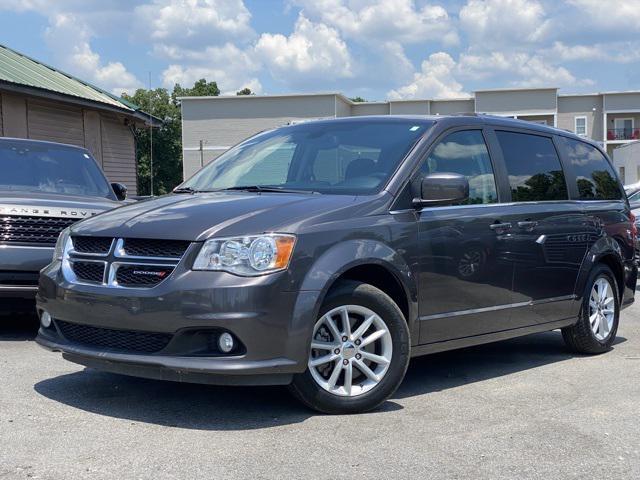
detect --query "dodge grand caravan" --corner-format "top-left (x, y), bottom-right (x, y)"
top-left (0, 138), bottom-right (126, 313)
top-left (36, 116), bottom-right (637, 414)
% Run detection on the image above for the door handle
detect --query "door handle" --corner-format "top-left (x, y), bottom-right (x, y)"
top-left (517, 221), bottom-right (538, 230)
top-left (489, 222), bottom-right (512, 232)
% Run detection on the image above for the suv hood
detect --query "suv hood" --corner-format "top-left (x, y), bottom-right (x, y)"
top-left (0, 191), bottom-right (120, 220)
top-left (70, 191), bottom-right (364, 240)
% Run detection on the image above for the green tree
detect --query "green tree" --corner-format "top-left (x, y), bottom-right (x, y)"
top-left (122, 78), bottom-right (220, 196)
top-left (350, 96), bottom-right (367, 102)
top-left (236, 87), bottom-right (254, 95)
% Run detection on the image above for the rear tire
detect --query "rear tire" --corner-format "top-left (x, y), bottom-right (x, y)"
top-left (289, 281), bottom-right (410, 414)
top-left (562, 264), bottom-right (619, 354)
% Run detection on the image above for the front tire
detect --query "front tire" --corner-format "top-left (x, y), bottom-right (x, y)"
top-left (289, 281), bottom-right (410, 414)
top-left (562, 264), bottom-right (620, 354)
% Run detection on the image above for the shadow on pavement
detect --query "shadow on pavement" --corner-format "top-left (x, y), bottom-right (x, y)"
top-left (32, 329), bottom-right (627, 430)
top-left (0, 313), bottom-right (39, 341)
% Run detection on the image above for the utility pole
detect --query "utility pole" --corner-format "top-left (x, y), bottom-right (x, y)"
top-left (149, 72), bottom-right (154, 196)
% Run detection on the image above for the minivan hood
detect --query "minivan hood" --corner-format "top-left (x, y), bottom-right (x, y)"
top-left (70, 191), bottom-right (364, 240)
top-left (0, 191), bottom-right (120, 219)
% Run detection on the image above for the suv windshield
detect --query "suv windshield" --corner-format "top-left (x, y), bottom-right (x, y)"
top-left (0, 141), bottom-right (112, 198)
top-left (181, 119), bottom-right (433, 195)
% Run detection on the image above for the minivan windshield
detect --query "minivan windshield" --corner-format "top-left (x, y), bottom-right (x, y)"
top-left (181, 119), bottom-right (433, 195)
top-left (0, 141), bottom-right (113, 198)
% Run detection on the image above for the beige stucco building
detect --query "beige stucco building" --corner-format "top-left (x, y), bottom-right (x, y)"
top-left (180, 87), bottom-right (640, 181)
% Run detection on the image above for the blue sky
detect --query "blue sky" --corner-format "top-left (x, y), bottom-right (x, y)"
top-left (0, 0), bottom-right (638, 101)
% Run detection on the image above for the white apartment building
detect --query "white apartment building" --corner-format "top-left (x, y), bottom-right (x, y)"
top-left (180, 87), bottom-right (640, 181)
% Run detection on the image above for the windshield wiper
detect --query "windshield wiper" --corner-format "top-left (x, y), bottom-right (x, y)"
top-left (219, 185), bottom-right (320, 194)
top-left (173, 186), bottom-right (199, 194)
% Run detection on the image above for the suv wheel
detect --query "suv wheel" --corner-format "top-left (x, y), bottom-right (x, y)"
top-left (562, 264), bottom-right (619, 354)
top-left (289, 281), bottom-right (410, 414)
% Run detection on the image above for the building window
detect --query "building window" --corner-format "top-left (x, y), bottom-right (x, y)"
top-left (530, 120), bottom-right (547, 125)
top-left (620, 166), bottom-right (626, 184)
top-left (575, 116), bottom-right (587, 136)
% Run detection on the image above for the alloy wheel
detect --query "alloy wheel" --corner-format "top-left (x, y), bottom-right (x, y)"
top-left (589, 277), bottom-right (616, 341)
top-left (308, 305), bottom-right (393, 397)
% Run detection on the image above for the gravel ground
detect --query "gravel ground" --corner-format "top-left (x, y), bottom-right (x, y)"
top-left (1, 306), bottom-right (638, 480)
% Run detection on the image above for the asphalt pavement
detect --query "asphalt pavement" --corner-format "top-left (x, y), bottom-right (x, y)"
top-left (1, 306), bottom-right (638, 479)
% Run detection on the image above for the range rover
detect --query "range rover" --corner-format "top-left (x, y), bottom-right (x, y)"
top-left (0, 138), bottom-right (126, 313)
top-left (36, 116), bottom-right (636, 413)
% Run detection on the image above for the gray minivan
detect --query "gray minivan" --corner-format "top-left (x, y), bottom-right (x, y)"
top-left (36, 116), bottom-right (637, 413)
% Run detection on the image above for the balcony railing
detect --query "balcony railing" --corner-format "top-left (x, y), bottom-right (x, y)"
top-left (607, 128), bottom-right (640, 141)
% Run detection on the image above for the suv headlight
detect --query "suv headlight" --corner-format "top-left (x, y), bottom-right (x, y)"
top-left (193, 234), bottom-right (296, 276)
top-left (53, 227), bottom-right (72, 262)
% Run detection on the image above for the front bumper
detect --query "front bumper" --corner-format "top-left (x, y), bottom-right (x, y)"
top-left (35, 261), bottom-right (321, 386)
top-left (0, 244), bottom-right (53, 308)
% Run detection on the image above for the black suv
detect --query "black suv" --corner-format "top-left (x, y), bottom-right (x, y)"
top-left (36, 116), bottom-right (637, 414)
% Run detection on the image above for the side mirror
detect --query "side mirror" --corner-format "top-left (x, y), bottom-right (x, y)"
top-left (111, 182), bottom-right (128, 201)
top-left (413, 172), bottom-right (469, 208)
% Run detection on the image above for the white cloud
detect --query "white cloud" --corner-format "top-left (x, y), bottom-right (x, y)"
top-left (458, 51), bottom-right (593, 87)
top-left (134, 0), bottom-right (254, 48)
top-left (387, 52), bottom-right (467, 100)
top-left (292, 0), bottom-right (459, 46)
top-left (44, 13), bottom-right (142, 95)
top-left (566, 0), bottom-right (640, 31)
top-left (460, 0), bottom-right (551, 47)
top-left (255, 14), bottom-right (353, 84)
top-left (160, 43), bottom-right (261, 94)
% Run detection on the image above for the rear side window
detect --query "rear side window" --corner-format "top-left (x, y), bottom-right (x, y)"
top-left (420, 130), bottom-right (498, 204)
top-left (496, 131), bottom-right (568, 202)
top-left (557, 137), bottom-right (623, 200)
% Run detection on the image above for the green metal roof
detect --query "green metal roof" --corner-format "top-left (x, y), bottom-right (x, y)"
top-left (0, 43), bottom-right (137, 112)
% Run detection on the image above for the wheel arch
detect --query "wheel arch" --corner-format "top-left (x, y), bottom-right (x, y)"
top-left (576, 236), bottom-right (626, 302)
top-left (297, 239), bottom-right (418, 341)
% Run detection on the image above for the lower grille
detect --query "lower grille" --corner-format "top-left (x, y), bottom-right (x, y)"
top-left (56, 320), bottom-right (173, 354)
top-left (0, 215), bottom-right (77, 245)
top-left (115, 265), bottom-right (174, 288)
top-left (71, 261), bottom-right (105, 283)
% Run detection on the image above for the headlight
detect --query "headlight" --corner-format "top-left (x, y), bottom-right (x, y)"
top-left (193, 234), bottom-right (296, 276)
top-left (53, 227), bottom-right (72, 262)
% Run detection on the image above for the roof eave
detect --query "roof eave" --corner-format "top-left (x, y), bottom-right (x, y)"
top-left (0, 80), bottom-right (162, 126)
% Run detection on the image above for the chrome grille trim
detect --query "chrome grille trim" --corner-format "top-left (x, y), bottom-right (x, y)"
top-left (62, 236), bottom-right (189, 289)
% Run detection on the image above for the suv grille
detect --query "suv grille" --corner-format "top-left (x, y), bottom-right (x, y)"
top-left (0, 215), bottom-right (77, 245)
top-left (123, 238), bottom-right (190, 258)
top-left (0, 271), bottom-right (39, 286)
top-left (115, 265), bottom-right (175, 288)
top-left (71, 261), bottom-right (106, 283)
top-left (72, 236), bottom-right (112, 254)
top-left (56, 320), bottom-right (173, 353)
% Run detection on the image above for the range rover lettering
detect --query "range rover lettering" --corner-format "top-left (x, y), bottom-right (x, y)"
top-left (36, 116), bottom-right (637, 414)
top-left (0, 138), bottom-right (126, 313)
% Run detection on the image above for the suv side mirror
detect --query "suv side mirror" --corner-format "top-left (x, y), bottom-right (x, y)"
top-left (111, 182), bottom-right (128, 201)
top-left (413, 172), bottom-right (469, 208)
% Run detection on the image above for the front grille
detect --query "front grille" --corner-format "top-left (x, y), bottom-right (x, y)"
top-left (115, 265), bottom-right (174, 288)
top-left (56, 320), bottom-right (173, 354)
top-left (0, 215), bottom-right (77, 245)
top-left (123, 238), bottom-right (190, 258)
top-left (71, 261), bottom-right (105, 283)
top-left (0, 271), bottom-right (39, 286)
top-left (72, 236), bottom-right (112, 254)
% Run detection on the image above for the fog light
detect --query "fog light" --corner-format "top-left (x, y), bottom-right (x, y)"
top-left (218, 332), bottom-right (234, 353)
top-left (40, 311), bottom-right (52, 328)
